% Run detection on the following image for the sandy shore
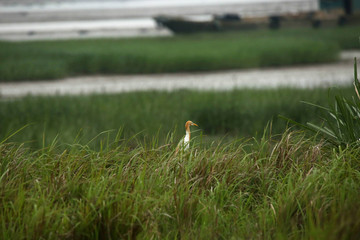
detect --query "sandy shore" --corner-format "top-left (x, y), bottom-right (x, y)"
top-left (1, 51), bottom-right (359, 99)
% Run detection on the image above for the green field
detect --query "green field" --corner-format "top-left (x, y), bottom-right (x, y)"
top-left (1, 26), bottom-right (360, 82)
top-left (1, 25), bottom-right (360, 239)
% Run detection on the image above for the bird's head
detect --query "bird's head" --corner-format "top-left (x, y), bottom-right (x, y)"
top-left (185, 120), bottom-right (198, 129)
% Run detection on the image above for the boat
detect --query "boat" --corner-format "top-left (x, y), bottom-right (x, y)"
top-left (154, 10), bottom-right (352, 34)
top-left (154, 14), bottom-right (267, 34)
top-left (154, 15), bottom-right (218, 34)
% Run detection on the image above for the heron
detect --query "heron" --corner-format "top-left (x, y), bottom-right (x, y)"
top-left (175, 120), bottom-right (198, 154)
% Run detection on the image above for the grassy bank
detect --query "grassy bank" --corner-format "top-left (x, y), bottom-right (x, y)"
top-left (1, 129), bottom-right (360, 239)
top-left (2, 26), bottom-right (360, 82)
top-left (0, 87), bottom-right (355, 148)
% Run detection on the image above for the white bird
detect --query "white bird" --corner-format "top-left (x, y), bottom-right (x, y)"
top-left (175, 120), bottom-right (198, 154)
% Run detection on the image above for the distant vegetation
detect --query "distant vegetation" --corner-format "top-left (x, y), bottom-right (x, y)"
top-left (0, 87), bottom-right (355, 148)
top-left (1, 26), bottom-right (360, 82)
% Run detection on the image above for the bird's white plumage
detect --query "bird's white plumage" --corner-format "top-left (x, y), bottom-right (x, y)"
top-left (183, 131), bottom-right (190, 150)
top-left (176, 132), bottom-right (190, 151)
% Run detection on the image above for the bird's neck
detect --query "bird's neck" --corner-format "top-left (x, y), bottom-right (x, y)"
top-left (185, 128), bottom-right (191, 140)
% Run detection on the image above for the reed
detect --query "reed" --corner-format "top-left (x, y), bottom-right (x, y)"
top-left (0, 128), bottom-right (359, 239)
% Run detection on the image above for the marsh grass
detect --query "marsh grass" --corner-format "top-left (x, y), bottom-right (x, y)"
top-left (1, 87), bottom-right (356, 148)
top-left (1, 128), bottom-right (360, 239)
top-left (3, 26), bottom-right (360, 82)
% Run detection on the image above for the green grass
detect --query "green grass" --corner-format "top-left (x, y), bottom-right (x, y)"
top-left (1, 58), bottom-right (360, 239)
top-left (1, 128), bottom-right (360, 239)
top-left (0, 87), bottom-right (355, 149)
top-left (3, 25), bottom-right (360, 82)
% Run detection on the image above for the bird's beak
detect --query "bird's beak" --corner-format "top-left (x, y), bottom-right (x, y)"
top-left (192, 123), bottom-right (198, 127)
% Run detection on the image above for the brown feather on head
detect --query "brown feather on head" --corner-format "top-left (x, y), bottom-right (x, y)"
top-left (185, 120), bottom-right (198, 129)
